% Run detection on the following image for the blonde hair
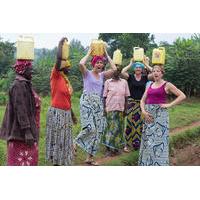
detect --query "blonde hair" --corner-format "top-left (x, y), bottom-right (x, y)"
top-left (153, 64), bottom-right (165, 74)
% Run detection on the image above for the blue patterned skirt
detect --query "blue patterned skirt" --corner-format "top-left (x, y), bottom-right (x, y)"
top-left (138, 104), bottom-right (169, 166)
top-left (75, 92), bottom-right (106, 156)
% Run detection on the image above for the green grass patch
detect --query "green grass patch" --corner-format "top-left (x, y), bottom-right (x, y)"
top-left (103, 151), bottom-right (139, 166)
top-left (169, 98), bottom-right (200, 129)
top-left (169, 126), bottom-right (200, 154)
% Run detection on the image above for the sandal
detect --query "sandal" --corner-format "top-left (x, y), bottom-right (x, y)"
top-left (85, 159), bottom-right (99, 166)
top-left (90, 160), bottom-right (99, 166)
top-left (123, 147), bottom-right (130, 153)
top-left (73, 143), bottom-right (77, 156)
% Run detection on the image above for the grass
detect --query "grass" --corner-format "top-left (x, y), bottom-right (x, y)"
top-left (169, 98), bottom-right (200, 129)
top-left (103, 151), bottom-right (139, 166)
top-left (0, 95), bottom-right (200, 166)
top-left (169, 126), bottom-right (200, 153)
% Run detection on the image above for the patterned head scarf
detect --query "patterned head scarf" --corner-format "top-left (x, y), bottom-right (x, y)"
top-left (131, 62), bottom-right (144, 70)
top-left (91, 56), bottom-right (107, 67)
top-left (13, 60), bottom-right (32, 74)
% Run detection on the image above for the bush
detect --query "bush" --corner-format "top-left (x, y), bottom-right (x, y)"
top-left (0, 92), bottom-right (8, 105)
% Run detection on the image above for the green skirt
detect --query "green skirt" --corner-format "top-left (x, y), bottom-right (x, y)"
top-left (102, 111), bottom-right (125, 150)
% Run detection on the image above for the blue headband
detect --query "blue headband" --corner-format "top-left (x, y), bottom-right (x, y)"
top-left (131, 62), bottom-right (144, 70)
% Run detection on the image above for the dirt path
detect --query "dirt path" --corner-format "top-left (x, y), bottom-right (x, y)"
top-left (170, 121), bottom-right (200, 135)
top-left (95, 120), bottom-right (200, 165)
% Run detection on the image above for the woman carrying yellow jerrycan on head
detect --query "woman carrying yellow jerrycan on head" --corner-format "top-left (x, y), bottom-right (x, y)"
top-left (0, 35), bottom-right (41, 166)
top-left (121, 55), bottom-right (152, 153)
top-left (75, 42), bottom-right (117, 166)
top-left (46, 37), bottom-right (77, 166)
top-left (102, 49), bottom-right (130, 156)
top-left (139, 63), bottom-right (186, 166)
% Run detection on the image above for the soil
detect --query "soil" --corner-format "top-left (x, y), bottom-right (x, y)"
top-left (170, 144), bottom-right (200, 166)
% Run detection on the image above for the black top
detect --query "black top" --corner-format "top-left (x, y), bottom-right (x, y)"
top-left (127, 74), bottom-right (148, 100)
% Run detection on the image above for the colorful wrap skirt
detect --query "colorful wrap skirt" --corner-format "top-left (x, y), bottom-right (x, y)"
top-left (138, 104), bottom-right (169, 166)
top-left (7, 141), bottom-right (38, 166)
top-left (46, 107), bottom-right (74, 166)
top-left (125, 98), bottom-right (143, 149)
top-left (75, 92), bottom-right (106, 156)
top-left (102, 111), bottom-right (125, 150)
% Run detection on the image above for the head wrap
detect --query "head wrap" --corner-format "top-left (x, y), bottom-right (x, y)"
top-left (131, 62), bottom-right (144, 70)
top-left (91, 56), bottom-right (107, 67)
top-left (13, 60), bottom-right (32, 74)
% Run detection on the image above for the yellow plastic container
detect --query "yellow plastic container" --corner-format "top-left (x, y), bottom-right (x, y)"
top-left (16, 35), bottom-right (34, 60)
top-left (62, 39), bottom-right (70, 60)
top-left (133, 47), bottom-right (144, 62)
top-left (90, 39), bottom-right (105, 56)
top-left (61, 60), bottom-right (71, 68)
top-left (113, 49), bottom-right (122, 65)
top-left (152, 47), bottom-right (166, 64)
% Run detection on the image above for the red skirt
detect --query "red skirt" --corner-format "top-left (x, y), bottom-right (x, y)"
top-left (7, 141), bottom-right (38, 166)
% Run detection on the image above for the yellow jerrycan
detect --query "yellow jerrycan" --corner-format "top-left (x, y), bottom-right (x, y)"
top-left (16, 35), bottom-right (34, 60)
top-left (133, 47), bottom-right (144, 62)
top-left (152, 47), bottom-right (166, 64)
top-left (62, 39), bottom-right (70, 60)
top-left (90, 39), bottom-right (105, 56)
top-left (113, 49), bottom-right (122, 65)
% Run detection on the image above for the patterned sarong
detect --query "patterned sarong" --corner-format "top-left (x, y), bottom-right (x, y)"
top-left (7, 141), bottom-right (38, 166)
top-left (102, 111), bottom-right (125, 150)
top-left (138, 104), bottom-right (169, 166)
top-left (46, 107), bottom-right (74, 166)
top-left (125, 98), bottom-right (143, 149)
top-left (75, 93), bottom-right (106, 156)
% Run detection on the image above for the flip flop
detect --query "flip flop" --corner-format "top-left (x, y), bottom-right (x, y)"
top-left (73, 144), bottom-right (77, 156)
top-left (85, 159), bottom-right (99, 166)
top-left (123, 147), bottom-right (130, 153)
top-left (90, 161), bottom-right (99, 166)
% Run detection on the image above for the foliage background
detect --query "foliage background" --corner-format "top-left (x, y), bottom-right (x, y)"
top-left (0, 33), bottom-right (200, 98)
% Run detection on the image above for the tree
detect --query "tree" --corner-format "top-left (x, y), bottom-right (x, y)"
top-left (164, 35), bottom-right (200, 97)
top-left (99, 33), bottom-right (156, 58)
top-left (0, 38), bottom-right (15, 75)
top-left (68, 39), bottom-right (86, 91)
top-left (31, 39), bottom-right (86, 95)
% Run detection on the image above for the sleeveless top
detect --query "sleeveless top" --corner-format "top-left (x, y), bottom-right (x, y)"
top-left (146, 82), bottom-right (167, 104)
top-left (83, 70), bottom-right (104, 96)
top-left (127, 74), bottom-right (148, 100)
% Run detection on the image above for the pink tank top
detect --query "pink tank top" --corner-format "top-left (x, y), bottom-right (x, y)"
top-left (146, 82), bottom-right (167, 104)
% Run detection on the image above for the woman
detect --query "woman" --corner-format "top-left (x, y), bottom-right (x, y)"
top-left (139, 64), bottom-right (186, 166)
top-left (102, 66), bottom-right (130, 156)
top-left (121, 58), bottom-right (152, 152)
top-left (46, 37), bottom-right (77, 166)
top-left (0, 60), bottom-right (40, 166)
top-left (75, 46), bottom-right (117, 165)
